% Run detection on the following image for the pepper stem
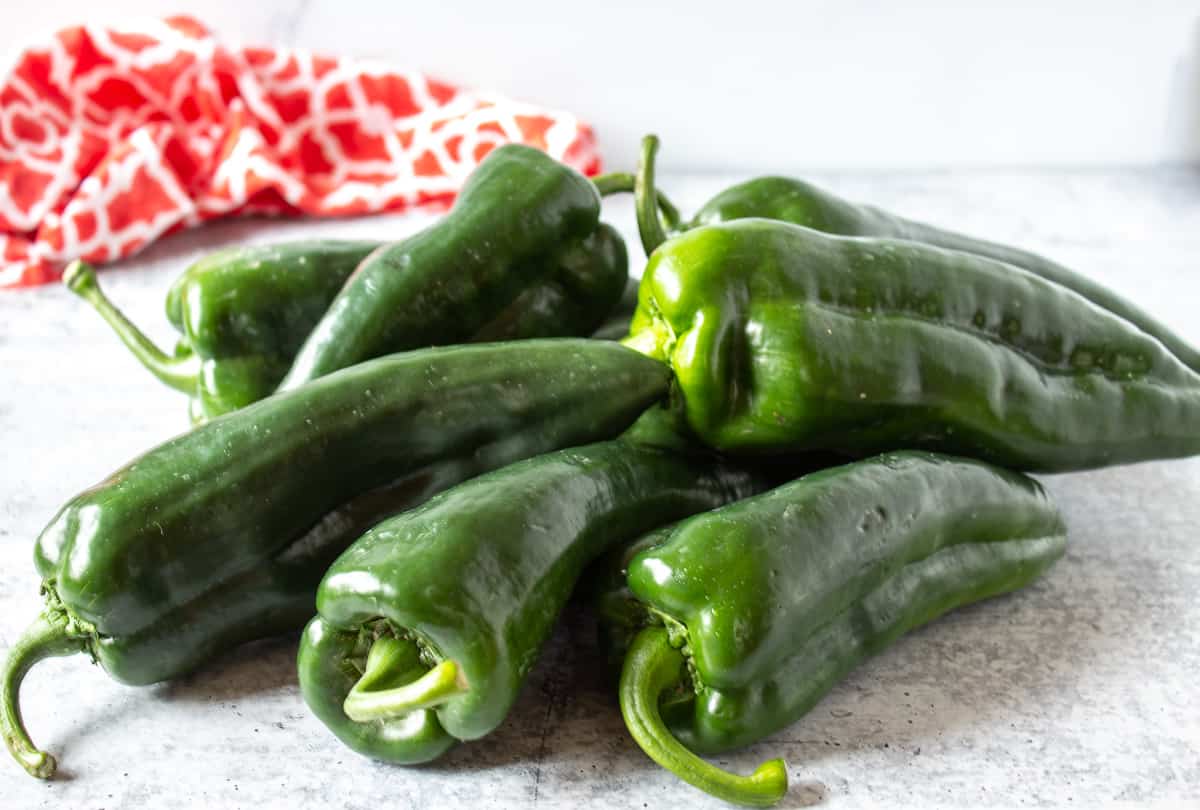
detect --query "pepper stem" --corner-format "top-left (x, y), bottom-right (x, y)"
top-left (2, 614), bottom-right (88, 779)
top-left (619, 627), bottom-right (787, 807)
top-left (62, 261), bottom-right (200, 394)
top-left (620, 329), bottom-right (667, 362)
top-left (591, 172), bottom-right (681, 230)
top-left (634, 135), bottom-right (671, 256)
top-left (343, 635), bottom-right (466, 723)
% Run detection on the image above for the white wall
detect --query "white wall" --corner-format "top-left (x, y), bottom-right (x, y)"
top-left (6, 1), bottom-right (1199, 171)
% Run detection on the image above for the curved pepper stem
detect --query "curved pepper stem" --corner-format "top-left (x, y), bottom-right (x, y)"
top-left (1, 614), bottom-right (88, 779)
top-left (342, 635), bottom-right (466, 723)
top-left (634, 135), bottom-right (673, 257)
top-left (591, 172), bottom-right (682, 230)
top-left (62, 261), bottom-right (200, 394)
top-left (619, 627), bottom-right (787, 807)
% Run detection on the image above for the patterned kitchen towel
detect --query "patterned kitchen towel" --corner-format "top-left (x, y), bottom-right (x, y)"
top-left (0, 16), bottom-right (600, 288)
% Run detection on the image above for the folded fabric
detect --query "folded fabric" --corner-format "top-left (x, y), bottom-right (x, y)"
top-left (0, 16), bottom-right (600, 288)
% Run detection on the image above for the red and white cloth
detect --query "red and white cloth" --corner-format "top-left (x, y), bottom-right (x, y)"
top-left (0, 16), bottom-right (600, 288)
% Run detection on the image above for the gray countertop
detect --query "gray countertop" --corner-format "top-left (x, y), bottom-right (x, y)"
top-left (1, 169), bottom-right (1198, 809)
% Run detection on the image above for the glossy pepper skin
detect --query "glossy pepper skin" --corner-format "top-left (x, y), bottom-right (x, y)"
top-left (473, 224), bottom-right (627, 342)
top-left (279, 144), bottom-right (610, 390)
top-left (1, 339), bottom-right (670, 780)
top-left (161, 243), bottom-right (372, 360)
top-left (598, 452), bottom-right (1067, 806)
top-left (626, 214), bottom-right (1200, 472)
top-left (298, 427), bottom-right (772, 764)
top-left (68, 222), bottom-right (628, 423)
top-left (639, 135), bottom-right (1200, 373)
top-left (64, 241), bottom-right (378, 422)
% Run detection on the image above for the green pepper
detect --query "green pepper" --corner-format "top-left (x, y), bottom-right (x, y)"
top-left (65, 150), bottom-right (659, 424)
top-left (591, 276), bottom-right (640, 340)
top-left (626, 189), bottom-right (1200, 471)
top-left (63, 241), bottom-right (379, 422)
top-left (640, 135), bottom-right (1200, 372)
top-left (277, 144), bottom-right (625, 390)
top-left (597, 452), bottom-right (1067, 806)
top-left (67, 223), bottom-right (629, 423)
top-left (472, 224), bottom-right (627, 341)
top-left (590, 164), bottom-right (689, 343)
top-left (298, 425), bottom-right (774, 764)
top-left (1, 339), bottom-right (669, 779)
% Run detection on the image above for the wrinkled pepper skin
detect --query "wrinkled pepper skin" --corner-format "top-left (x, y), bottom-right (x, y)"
top-left (299, 433), bottom-right (771, 763)
top-left (65, 242), bottom-right (378, 422)
top-left (84, 463), bottom-right (484, 686)
top-left (669, 531), bottom-right (1063, 754)
top-left (691, 176), bottom-right (1200, 373)
top-left (70, 216), bottom-right (627, 423)
top-left (602, 452), bottom-right (1067, 806)
top-left (2, 339), bottom-right (670, 779)
top-left (627, 219), bottom-right (1200, 472)
top-left (474, 224), bottom-right (627, 342)
top-left (279, 144), bottom-right (607, 390)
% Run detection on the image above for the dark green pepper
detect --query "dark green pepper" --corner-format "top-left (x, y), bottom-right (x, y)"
top-left (1, 339), bottom-right (669, 779)
top-left (641, 135), bottom-right (1200, 372)
top-left (625, 209), bottom-right (1200, 471)
top-left (472, 224), bottom-right (627, 342)
top-left (65, 153), bottom-right (655, 424)
top-left (591, 276), bottom-right (640, 341)
top-left (278, 144), bottom-right (621, 390)
top-left (599, 452), bottom-right (1067, 806)
top-left (298, 428), bottom-right (772, 764)
top-left (68, 223), bottom-right (629, 423)
top-left (64, 242), bottom-right (379, 422)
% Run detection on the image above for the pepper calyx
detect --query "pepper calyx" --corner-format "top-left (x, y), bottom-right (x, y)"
top-left (619, 626), bottom-right (788, 807)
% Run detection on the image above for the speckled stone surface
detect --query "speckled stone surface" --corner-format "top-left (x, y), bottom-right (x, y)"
top-left (1, 170), bottom-right (1198, 809)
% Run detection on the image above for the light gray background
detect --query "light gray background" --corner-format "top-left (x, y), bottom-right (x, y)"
top-left (2, 1), bottom-right (1199, 171)
top-left (1, 171), bottom-right (1198, 807)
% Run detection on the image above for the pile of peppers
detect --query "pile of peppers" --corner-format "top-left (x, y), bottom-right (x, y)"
top-left (3, 135), bottom-right (1198, 807)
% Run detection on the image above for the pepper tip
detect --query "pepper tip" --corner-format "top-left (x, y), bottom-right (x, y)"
top-left (747, 758), bottom-right (788, 807)
top-left (21, 748), bottom-right (57, 780)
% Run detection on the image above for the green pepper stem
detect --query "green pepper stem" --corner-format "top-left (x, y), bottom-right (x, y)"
top-left (343, 635), bottom-right (466, 723)
top-left (2, 614), bottom-right (88, 779)
top-left (591, 172), bottom-right (634, 197)
top-left (634, 135), bottom-right (671, 257)
top-left (62, 261), bottom-right (200, 394)
top-left (620, 329), bottom-right (667, 362)
top-left (591, 172), bottom-right (682, 230)
top-left (619, 627), bottom-right (787, 807)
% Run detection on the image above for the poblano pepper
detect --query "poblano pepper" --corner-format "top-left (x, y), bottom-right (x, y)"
top-left (638, 135), bottom-right (1200, 372)
top-left (1, 339), bottom-right (670, 780)
top-left (592, 277), bottom-right (640, 341)
top-left (471, 224), bottom-right (627, 342)
top-left (277, 144), bottom-right (627, 390)
top-left (596, 452), bottom-right (1067, 806)
top-left (298, 423), bottom-right (777, 764)
top-left (64, 242), bottom-right (379, 423)
top-left (627, 170), bottom-right (1200, 471)
top-left (68, 223), bottom-right (629, 423)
